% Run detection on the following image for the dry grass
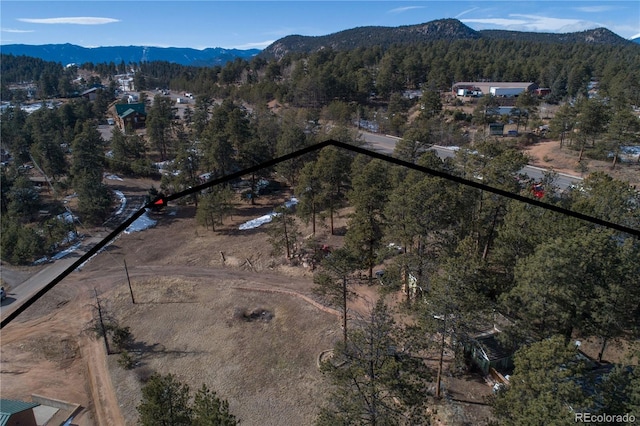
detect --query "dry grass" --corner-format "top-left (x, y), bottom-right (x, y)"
top-left (525, 139), bottom-right (640, 187)
top-left (105, 277), bottom-right (340, 425)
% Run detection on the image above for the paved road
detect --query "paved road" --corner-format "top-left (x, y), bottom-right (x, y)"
top-left (0, 195), bottom-right (145, 324)
top-left (359, 131), bottom-right (583, 190)
top-left (0, 234), bottom-right (107, 320)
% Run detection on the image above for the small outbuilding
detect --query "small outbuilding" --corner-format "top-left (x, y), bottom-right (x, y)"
top-left (80, 86), bottom-right (101, 101)
top-left (466, 329), bottom-right (514, 375)
top-left (0, 399), bottom-right (40, 426)
top-left (464, 312), bottom-right (516, 377)
top-left (489, 123), bottom-right (505, 136)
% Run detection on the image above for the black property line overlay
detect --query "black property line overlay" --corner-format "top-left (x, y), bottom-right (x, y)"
top-left (2, 139), bottom-right (638, 328)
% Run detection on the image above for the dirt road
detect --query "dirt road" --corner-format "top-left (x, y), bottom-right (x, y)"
top-left (0, 256), bottom-right (345, 425)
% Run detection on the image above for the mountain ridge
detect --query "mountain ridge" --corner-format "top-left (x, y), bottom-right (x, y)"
top-left (259, 19), bottom-right (635, 59)
top-left (1, 19), bottom-right (635, 66)
top-left (0, 43), bottom-right (260, 67)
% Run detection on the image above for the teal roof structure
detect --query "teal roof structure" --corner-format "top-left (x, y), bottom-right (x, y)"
top-left (115, 102), bottom-right (146, 117)
top-left (120, 108), bottom-right (137, 118)
top-left (0, 399), bottom-right (40, 425)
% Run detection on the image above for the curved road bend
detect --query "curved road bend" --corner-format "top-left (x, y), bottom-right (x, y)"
top-left (359, 131), bottom-right (583, 190)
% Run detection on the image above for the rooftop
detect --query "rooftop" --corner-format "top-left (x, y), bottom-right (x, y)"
top-left (0, 398), bottom-right (40, 425)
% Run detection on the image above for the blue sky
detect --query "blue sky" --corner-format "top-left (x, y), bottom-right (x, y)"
top-left (1, 1), bottom-right (639, 50)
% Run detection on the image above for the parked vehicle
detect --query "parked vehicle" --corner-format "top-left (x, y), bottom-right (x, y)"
top-left (532, 183), bottom-right (545, 199)
top-left (490, 87), bottom-right (524, 97)
top-left (1, 287), bottom-right (6, 301)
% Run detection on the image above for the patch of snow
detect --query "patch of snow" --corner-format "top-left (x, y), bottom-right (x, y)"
top-left (104, 174), bottom-right (123, 181)
top-left (51, 242), bottom-right (82, 260)
top-left (61, 231), bottom-right (79, 245)
top-left (113, 190), bottom-right (127, 216)
top-left (388, 242), bottom-right (403, 252)
top-left (238, 198), bottom-right (299, 230)
top-left (124, 212), bottom-right (157, 234)
top-left (239, 213), bottom-right (277, 230)
top-left (284, 197), bottom-right (299, 208)
top-left (153, 160), bottom-right (173, 173)
top-left (33, 256), bottom-right (51, 265)
top-left (608, 146), bottom-right (640, 162)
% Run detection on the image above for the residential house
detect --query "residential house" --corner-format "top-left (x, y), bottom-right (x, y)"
top-left (114, 103), bottom-right (146, 130)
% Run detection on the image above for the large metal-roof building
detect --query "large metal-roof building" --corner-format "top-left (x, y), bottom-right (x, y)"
top-left (452, 81), bottom-right (538, 96)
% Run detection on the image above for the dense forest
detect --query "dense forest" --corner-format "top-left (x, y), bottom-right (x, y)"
top-left (1, 31), bottom-right (639, 424)
top-left (3, 34), bottom-right (640, 104)
top-left (94, 38), bottom-right (640, 106)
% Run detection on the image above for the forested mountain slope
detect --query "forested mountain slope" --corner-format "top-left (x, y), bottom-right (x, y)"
top-left (260, 18), bottom-right (634, 59)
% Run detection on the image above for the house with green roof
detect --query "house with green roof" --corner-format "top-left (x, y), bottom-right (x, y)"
top-left (114, 102), bottom-right (146, 130)
top-left (0, 399), bottom-right (39, 426)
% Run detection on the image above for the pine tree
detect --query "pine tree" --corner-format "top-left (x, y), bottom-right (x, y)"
top-left (345, 157), bottom-right (390, 282)
top-left (491, 336), bottom-right (591, 425)
top-left (314, 146), bottom-right (352, 235)
top-left (313, 247), bottom-right (359, 343)
top-left (317, 300), bottom-right (429, 425)
top-left (192, 384), bottom-right (237, 426)
top-left (71, 122), bottom-right (112, 224)
top-left (267, 205), bottom-right (299, 259)
top-left (136, 373), bottom-right (192, 426)
top-left (295, 161), bottom-right (323, 234)
top-left (147, 95), bottom-right (175, 160)
top-left (196, 186), bottom-right (234, 232)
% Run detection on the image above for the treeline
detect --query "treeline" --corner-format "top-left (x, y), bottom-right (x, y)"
top-left (259, 21), bottom-right (631, 58)
top-left (4, 37), bottom-right (640, 108)
top-left (0, 54), bottom-right (114, 100)
top-left (128, 39), bottom-right (640, 106)
top-left (0, 97), bottom-right (114, 264)
top-left (0, 54), bottom-right (64, 88)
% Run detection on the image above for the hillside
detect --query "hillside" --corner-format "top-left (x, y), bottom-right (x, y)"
top-left (260, 18), bottom-right (634, 59)
top-left (262, 19), bottom-right (479, 59)
top-left (479, 27), bottom-right (631, 44)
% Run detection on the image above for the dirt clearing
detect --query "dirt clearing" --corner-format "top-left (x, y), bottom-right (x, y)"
top-left (1, 194), bottom-right (347, 425)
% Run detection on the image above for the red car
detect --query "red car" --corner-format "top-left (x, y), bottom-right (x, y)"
top-left (532, 183), bottom-right (545, 199)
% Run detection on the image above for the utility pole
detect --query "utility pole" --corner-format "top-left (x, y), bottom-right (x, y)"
top-left (435, 312), bottom-right (446, 399)
top-left (94, 288), bottom-right (110, 354)
top-left (124, 258), bottom-right (135, 304)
